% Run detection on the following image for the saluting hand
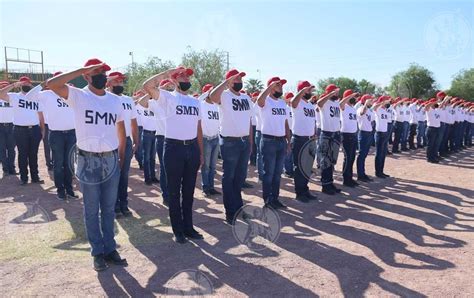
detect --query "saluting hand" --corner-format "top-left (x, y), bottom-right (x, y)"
top-left (82, 63), bottom-right (106, 74)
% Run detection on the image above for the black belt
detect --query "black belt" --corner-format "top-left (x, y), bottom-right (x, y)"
top-left (262, 134), bottom-right (286, 140)
top-left (0, 122), bottom-right (13, 126)
top-left (293, 134), bottom-right (313, 140)
top-left (220, 135), bottom-right (249, 141)
top-left (78, 149), bottom-right (118, 158)
top-left (165, 137), bottom-right (197, 145)
top-left (50, 129), bottom-right (75, 133)
top-left (14, 124), bottom-right (39, 129)
top-left (143, 129), bottom-right (156, 134)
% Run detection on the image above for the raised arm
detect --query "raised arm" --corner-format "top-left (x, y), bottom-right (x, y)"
top-left (209, 73), bottom-right (241, 105)
top-left (0, 82), bottom-right (22, 101)
top-left (47, 64), bottom-right (106, 99)
top-left (256, 81), bottom-right (279, 108)
top-left (291, 85), bottom-right (314, 109)
top-left (317, 90), bottom-right (337, 108)
top-left (142, 69), bottom-right (175, 100)
top-left (339, 92), bottom-right (359, 111)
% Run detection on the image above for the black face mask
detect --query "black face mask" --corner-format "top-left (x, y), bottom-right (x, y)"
top-left (232, 82), bottom-right (243, 92)
top-left (303, 93), bottom-right (312, 100)
top-left (349, 98), bottom-right (356, 105)
top-left (178, 82), bottom-right (191, 92)
top-left (330, 96), bottom-right (338, 101)
top-left (90, 74), bottom-right (107, 89)
top-left (112, 86), bottom-right (124, 95)
top-left (385, 104), bottom-right (391, 109)
top-left (21, 85), bottom-right (32, 93)
top-left (273, 91), bottom-right (283, 98)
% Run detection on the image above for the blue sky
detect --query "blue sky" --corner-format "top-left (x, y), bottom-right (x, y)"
top-left (1, 0), bottom-right (473, 90)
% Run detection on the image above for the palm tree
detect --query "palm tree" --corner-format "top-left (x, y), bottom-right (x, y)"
top-left (245, 78), bottom-right (264, 94)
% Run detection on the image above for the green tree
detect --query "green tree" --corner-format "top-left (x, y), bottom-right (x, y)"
top-left (245, 78), bottom-right (264, 94)
top-left (124, 57), bottom-right (175, 95)
top-left (386, 63), bottom-right (437, 98)
top-left (448, 68), bottom-right (474, 101)
top-left (357, 79), bottom-right (377, 94)
top-left (181, 48), bottom-right (227, 93)
top-left (316, 77), bottom-right (358, 96)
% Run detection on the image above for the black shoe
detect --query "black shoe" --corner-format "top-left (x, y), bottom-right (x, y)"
top-left (57, 191), bottom-right (67, 201)
top-left (31, 178), bottom-right (44, 184)
top-left (401, 148), bottom-right (409, 152)
top-left (163, 199), bottom-right (169, 207)
top-left (47, 166), bottom-right (53, 172)
top-left (343, 180), bottom-right (356, 188)
top-left (392, 150), bottom-right (400, 153)
top-left (330, 184), bottom-right (341, 193)
top-left (209, 188), bottom-right (221, 195)
top-left (8, 171), bottom-right (18, 175)
top-left (295, 194), bottom-right (309, 203)
top-left (376, 173), bottom-right (386, 178)
top-left (151, 177), bottom-right (160, 184)
top-left (387, 151), bottom-right (393, 155)
top-left (184, 229), bottom-right (204, 240)
top-left (104, 250), bottom-right (127, 266)
top-left (322, 187), bottom-right (336, 195)
top-left (121, 207), bottom-right (132, 217)
top-left (273, 199), bottom-right (287, 209)
top-left (242, 182), bottom-right (253, 189)
top-left (20, 180), bottom-right (28, 185)
top-left (139, 165), bottom-right (143, 170)
top-left (242, 211), bottom-right (252, 221)
top-left (357, 176), bottom-right (370, 182)
top-left (305, 192), bottom-right (318, 201)
top-left (225, 217), bottom-right (235, 225)
top-left (284, 173), bottom-right (294, 178)
top-left (93, 254), bottom-right (108, 271)
top-left (382, 173), bottom-right (390, 178)
top-left (174, 233), bottom-right (188, 244)
top-left (145, 180), bottom-right (153, 186)
top-left (203, 190), bottom-right (212, 197)
top-left (428, 159), bottom-right (439, 164)
top-left (66, 190), bottom-right (79, 199)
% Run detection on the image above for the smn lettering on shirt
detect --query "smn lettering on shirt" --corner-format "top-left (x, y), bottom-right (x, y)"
top-left (85, 110), bottom-right (117, 125)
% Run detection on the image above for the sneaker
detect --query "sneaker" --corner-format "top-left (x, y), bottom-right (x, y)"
top-left (57, 191), bottom-right (67, 201)
top-left (343, 180), bottom-right (357, 188)
top-left (242, 182), bottom-right (253, 189)
top-left (31, 178), bottom-right (44, 184)
top-left (20, 180), bottom-right (28, 186)
top-left (66, 190), bottom-right (79, 199)
top-left (173, 233), bottom-right (188, 244)
top-left (305, 192), bottom-right (318, 201)
top-left (376, 173), bottom-right (386, 178)
top-left (273, 199), bottom-right (287, 209)
top-left (104, 250), bottom-right (127, 266)
top-left (209, 189), bottom-right (221, 195)
top-left (382, 173), bottom-right (390, 178)
top-left (296, 194), bottom-right (309, 203)
top-left (357, 175), bottom-right (372, 182)
top-left (322, 187), bottom-right (336, 195)
top-left (184, 229), bottom-right (204, 240)
top-left (93, 254), bottom-right (108, 271)
top-left (330, 184), bottom-right (341, 193)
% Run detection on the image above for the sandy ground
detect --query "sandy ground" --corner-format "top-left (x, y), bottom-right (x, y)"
top-left (1, 144), bottom-right (473, 297)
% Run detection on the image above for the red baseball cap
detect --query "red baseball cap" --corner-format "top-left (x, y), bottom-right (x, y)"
top-left (284, 92), bottom-right (294, 100)
top-left (360, 94), bottom-right (373, 104)
top-left (436, 91), bottom-right (446, 98)
top-left (225, 69), bottom-right (246, 80)
top-left (297, 80), bottom-right (312, 92)
top-left (251, 91), bottom-right (260, 98)
top-left (201, 83), bottom-right (213, 93)
top-left (171, 66), bottom-right (194, 79)
top-left (53, 71), bottom-right (63, 77)
top-left (159, 79), bottom-right (173, 87)
top-left (19, 76), bottom-right (31, 83)
top-left (267, 77), bottom-right (287, 87)
top-left (325, 84), bottom-right (338, 93)
top-left (108, 71), bottom-right (126, 81)
top-left (84, 58), bottom-right (111, 72)
top-left (343, 89), bottom-right (354, 98)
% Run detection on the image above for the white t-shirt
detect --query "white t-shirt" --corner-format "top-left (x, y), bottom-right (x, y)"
top-left (250, 101), bottom-right (257, 126)
top-left (394, 105), bottom-right (403, 122)
top-left (0, 99), bottom-right (14, 123)
top-left (9, 92), bottom-right (40, 126)
top-left (156, 90), bottom-right (200, 140)
top-left (115, 94), bottom-right (137, 137)
top-left (375, 108), bottom-right (389, 132)
top-left (253, 103), bottom-right (262, 131)
top-left (141, 107), bottom-right (157, 131)
top-left (402, 105), bottom-right (410, 122)
top-left (218, 90), bottom-right (252, 137)
top-left (148, 99), bottom-right (166, 136)
top-left (35, 88), bottom-right (75, 131)
top-left (426, 108), bottom-right (441, 128)
top-left (291, 100), bottom-right (316, 136)
top-left (66, 86), bottom-right (124, 152)
top-left (200, 100), bottom-right (220, 137)
top-left (357, 106), bottom-right (373, 132)
top-left (409, 104), bottom-right (417, 124)
top-left (340, 104), bottom-right (358, 133)
top-left (386, 107), bottom-right (393, 122)
top-left (259, 96), bottom-right (288, 137)
top-left (319, 99), bottom-right (341, 132)
top-left (287, 105), bottom-right (294, 130)
top-left (135, 104), bottom-right (144, 127)
top-left (315, 107), bottom-right (321, 129)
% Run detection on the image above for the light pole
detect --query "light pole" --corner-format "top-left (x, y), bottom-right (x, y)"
top-left (129, 51), bottom-right (134, 65)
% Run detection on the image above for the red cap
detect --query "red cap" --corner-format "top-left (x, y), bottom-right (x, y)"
top-left (225, 69), bottom-right (246, 80)
top-left (436, 91), bottom-right (446, 98)
top-left (343, 89), bottom-right (354, 98)
top-left (108, 71), bottom-right (126, 81)
top-left (360, 94), bottom-right (373, 104)
top-left (284, 92), bottom-right (294, 100)
top-left (251, 91), bottom-right (260, 98)
top-left (159, 79), bottom-right (173, 87)
top-left (84, 58), bottom-right (111, 72)
top-left (267, 77), bottom-right (287, 86)
top-left (240, 90), bottom-right (247, 94)
top-left (201, 83), bottom-right (213, 93)
top-left (193, 94), bottom-right (199, 98)
top-left (19, 76), bottom-right (31, 83)
top-left (325, 84), bottom-right (338, 93)
top-left (53, 71), bottom-right (63, 77)
top-left (297, 80), bottom-right (312, 92)
top-left (171, 66), bottom-right (194, 79)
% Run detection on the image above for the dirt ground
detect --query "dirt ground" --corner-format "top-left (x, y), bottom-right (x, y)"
top-left (1, 144), bottom-right (473, 297)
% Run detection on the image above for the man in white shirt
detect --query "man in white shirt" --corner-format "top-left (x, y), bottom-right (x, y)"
top-left (408, 98), bottom-right (418, 150)
top-left (133, 90), bottom-right (146, 169)
top-left (0, 76), bottom-right (43, 185)
top-left (400, 99), bottom-right (410, 151)
top-left (0, 80), bottom-right (16, 175)
top-left (143, 66), bottom-right (204, 243)
top-left (290, 81), bottom-right (318, 202)
top-left (424, 99), bottom-right (441, 163)
top-left (210, 69), bottom-right (253, 224)
top-left (47, 58), bottom-right (128, 271)
top-left (251, 91), bottom-right (264, 181)
top-left (339, 89), bottom-right (360, 187)
top-left (434, 92), bottom-right (449, 158)
top-left (199, 84), bottom-right (221, 197)
top-left (373, 96), bottom-right (391, 178)
top-left (30, 72), bottom-right (77, 200)
top-left (416, 99), bottom-right (427, 149)
top-left (107, 71), bottom-right (139, 216)
top-left (356, 94), bottom-right (375, 182)
top-left (256, 77), bottom-right (290, 208)
top-left (283, 92), bottom-right (294, 178)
